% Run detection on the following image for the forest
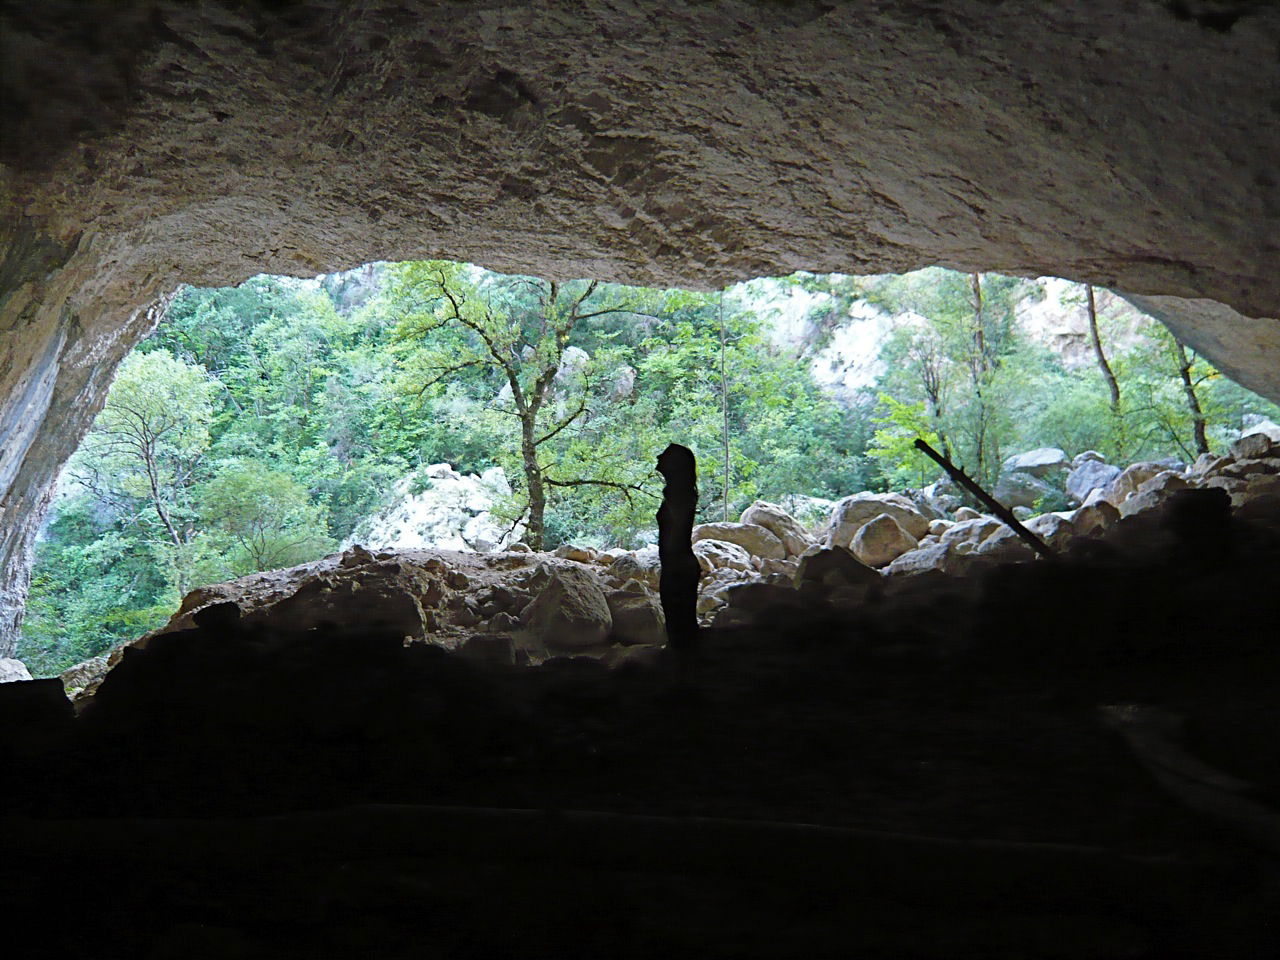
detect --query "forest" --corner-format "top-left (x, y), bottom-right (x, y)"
top-left (17, 263), bottom-right (1279, 675)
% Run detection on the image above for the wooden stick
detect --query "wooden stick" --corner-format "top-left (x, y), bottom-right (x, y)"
top-left (913, 439), bottom-right (1056, 561)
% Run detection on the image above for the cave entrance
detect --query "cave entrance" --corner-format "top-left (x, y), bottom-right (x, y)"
top-left (16, 262), bottom-right (1280, 685)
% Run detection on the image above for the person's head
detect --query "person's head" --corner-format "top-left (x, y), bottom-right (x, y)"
top-left (656, 443), bottom-right (696, 484)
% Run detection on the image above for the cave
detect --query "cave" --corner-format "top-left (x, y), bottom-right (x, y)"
top-left (2, 2), bottom-right (1279, 957)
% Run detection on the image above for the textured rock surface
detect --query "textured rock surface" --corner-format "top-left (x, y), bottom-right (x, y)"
top-left (3, 1), bottom-right (1280, 652)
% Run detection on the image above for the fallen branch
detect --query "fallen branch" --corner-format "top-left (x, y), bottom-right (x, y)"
top-left (913, 438), bottom-right (1056, 561)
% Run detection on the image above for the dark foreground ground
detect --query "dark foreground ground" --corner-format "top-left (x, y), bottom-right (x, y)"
top-left (3, 490), bottom-right (1279, 959)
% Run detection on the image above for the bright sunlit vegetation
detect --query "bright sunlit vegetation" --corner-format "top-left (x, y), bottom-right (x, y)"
top-left (18, 264), bottom-right (1278, 675)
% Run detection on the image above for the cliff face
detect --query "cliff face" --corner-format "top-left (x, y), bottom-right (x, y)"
top-left (2, 0), bottom-right (1279, 652)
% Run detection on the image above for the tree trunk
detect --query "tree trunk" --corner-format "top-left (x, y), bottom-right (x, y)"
top-left (520, 417), bottom-right (546, 550)
top-left (1174, 341), bottom-right (1210, 456)
top-left (1085, 285), bottom-right (1121, 411)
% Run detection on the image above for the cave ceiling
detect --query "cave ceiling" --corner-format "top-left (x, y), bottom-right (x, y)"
top-left (0, 0), bottom-right (1278, 649)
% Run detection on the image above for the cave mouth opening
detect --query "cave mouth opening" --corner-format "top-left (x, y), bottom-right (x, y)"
top-left (15, 259), bottom-right (1280, 686)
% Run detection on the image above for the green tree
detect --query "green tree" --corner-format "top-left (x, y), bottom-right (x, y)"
top-left (71, 349), bottom-right (215, 592)
top-left (386, 261), bottom-right (651, 549)
top-left (199, 461), bottom-right (335, 573)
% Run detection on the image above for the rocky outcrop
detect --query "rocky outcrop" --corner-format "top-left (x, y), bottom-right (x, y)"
top-left (691, 521), bottom-right (786, 560)
top-left (0, 658), bottom-right (33, 683)
top-left (827, 493), bottom-right (930, 547)
top-left (347, 465), bottom-right (521, 553)
top-left (850, 514), bottom-right (918, 568)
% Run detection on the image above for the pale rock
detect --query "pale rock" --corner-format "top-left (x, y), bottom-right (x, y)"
top-left (1011, 505), bottom-right (1034, 521)
top-left (0, 657), bottom-right (33, 682)
top-left (1100, 461), bottom-right (1166, 506)
top-left (521, 562), bottom-right (612, 650)
top-left (346, 466), bottom-right (522, 553)
top-left (60, 654), bottom-right (111, 697)
top-left (850, 513), bottom-right (919, 568)
top-left (1002, 447), bottom-right (1069, 476)
top-left (1071, 500), bottom-right (1121, 538)
top-left (606, 589), bottom-right (666, 646)
top-left (992, 471), bottom-right (1057, 510)
top-left (607, 547), bottom-right (661, 588)
top-left (1024, 511), bottom-right (1076, 550)
top-left (927, 518), bottom-right (953, 536)
top-left (1230, 431), bottom-right (1276, 461)
top-left (739, 501), bottom-right (814, 556)
top-left (507, 542), bottom-right (533, 554)
top-left (760, 557), bottom-right (799, 578)
top-left (1066, 459), bottom-right (1121, 503)
top-left (1118, 470), bottom-right (1189, 518)
top-left (827, 492), bottom-right (929, 546)
top-left (1188, 454), bottom-right (1229, 477)
top-left (940, 517), bottom-right (1003, 548)
top-left (953, 507), bottom-right (983, 522)
top-left (693, 538), bottom-right (755, 573)
top-left (553, 543), bottom-right (594, 562)
top-left (692, 521), bottom-right (786, 560)
top-left (1219, 458), bottom-right (1280, 480)
top-left (971, 527), bottom-right (1035, 562)
top-left (1071, 450), bottom-right (1106, 468)
top-left (883, 541), bottom-right (956, 577)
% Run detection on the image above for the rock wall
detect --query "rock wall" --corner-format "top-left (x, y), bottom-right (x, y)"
top-left (2, 0), bottom-right (1279, 652)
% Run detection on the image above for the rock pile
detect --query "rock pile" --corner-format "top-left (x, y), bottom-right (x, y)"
top-left (55, 427), bottom-right (1280, 698)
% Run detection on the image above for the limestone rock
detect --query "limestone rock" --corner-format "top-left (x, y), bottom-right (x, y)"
top-left (827, 493), bottom-right (929, 546)
top-left (927, 518), bottom-right (953, 536)
top-left (1066, 459), bottom-right (1121, 504)
top-left (940, 517), bottom-right (1003, 549)
top-left (1118, 470), bottom-right (1189, 518)
top-left (607, 548), bottom-right (661, 588)
top-left (60, 654), bottom-right (111, 698)
top-left (345, 467), bottom-right (521, 553)
top-left (883, 541), bottom-right (956, 577)
top-left (739, 501), bottom-right (813, 557)
top-left (1230, 431), bottom-right (1277, 461)
top-left (521, 562), bottom-right (612, 650)
top-left (1072, 450), bottom-right (1106, 468)
top-left (1002, 448), bottom-right (1068, 477)
top-left (953, 507), bottom-right (983, 522)
top-left (1024, 512), bottom-right (1076, 550)
top-left (606, 589), bottom-right (666, 646)
top-left (992, 471), bottom-right (1058, 510)
top-left (1071, 500), bottom-right (1121, 539)
top-left (693, 539), bottom-right (755, 573)
top-left (691, 521), bottom-right (786, 560)
top-left (850, 514), bottom-right (918, 568)
top-left (553, 543), bottom-right (594, 562)
top-left (0, 657), bottom-right (33, 682)
top-left (1100, 462), bottom-right (1165, 506)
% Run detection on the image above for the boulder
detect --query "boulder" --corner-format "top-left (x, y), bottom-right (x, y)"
top-left (1071, 450), bottom-right (1106, 468)
top-left (953, 506), bottom-right (983, 522)
top-left (1011, 505), bottom-right (1033, 520)
top-left (883, 541), bottom-right (956, 577)
top-left (850, 514), bottom-right (919, 568)
top-left (1002, 447), bottom-right (1069, 477)
top-left (739, 501), bottom-right (814, 556)
top-left (693, 538), bottom-right (755, 573)
top-left (1066, 459), bottom-right (1121, 504)
top-left (971, 527), bottom-right (1035, 562)
top-left (992, 471), bottom-right (1058, 510)
top-left (927, 518), bottom-right (953, 536)
top-left (1118, 470), bottom-right (1188, 518)
top-left (1187, 453), bottom-right (1228, 477)
top-left (553, 543), bottom-right (594, 562)
top-left (60, 654), bottom-right (111, 698)
top-left (827, 492), bottom-right (929, 546)
top-left (795, 546), bottom-right (881, 589)
top-left (606, 589), bottom-right (666, 646)
top-left (692, 521), bottom-right (787, 560)
top-left (1100, 461), bottom-right (1165, 506)
top-left (0, 658), bottom-right (33, 683)
top-left (940, 517), bottom-right (1003, 549)
top-left (1024, 511), bottom-right (1076, 550)
top-left (607, 547), bottom-right (661, 588)
top-left (1230, 431), bottom-right (1277, 461)
top-left (1071, 500), bottom-right (1120, 538)
top-left (521, 562), bottom-right (612, 650)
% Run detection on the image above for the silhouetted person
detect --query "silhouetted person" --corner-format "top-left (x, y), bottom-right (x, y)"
top-left (656, 443), bottom-right (700, 648)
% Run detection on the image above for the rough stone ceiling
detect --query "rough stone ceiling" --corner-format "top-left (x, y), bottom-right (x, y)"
top-left (0, 0), bottom-right (1279, 649)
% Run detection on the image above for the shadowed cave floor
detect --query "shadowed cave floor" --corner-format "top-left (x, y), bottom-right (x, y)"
top-left (4, 498), bottom-right (1280, 958)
